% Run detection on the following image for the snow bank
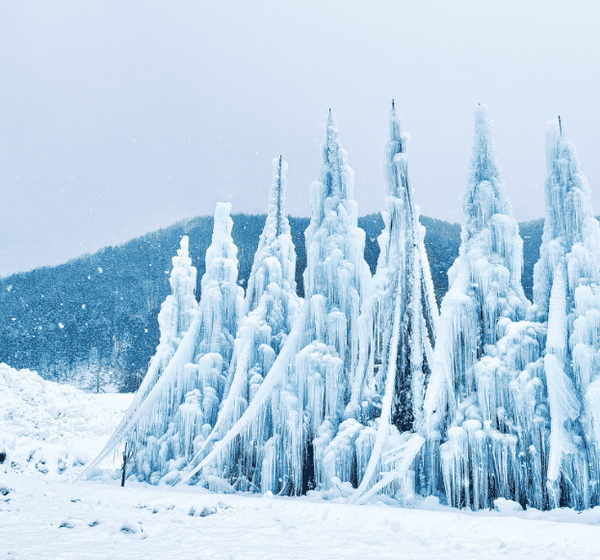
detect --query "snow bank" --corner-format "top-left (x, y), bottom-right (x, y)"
top-left (0, 364), bottom-right (132, 479)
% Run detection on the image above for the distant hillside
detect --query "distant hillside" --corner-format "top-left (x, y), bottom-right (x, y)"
top-left (0, 214), bottom-right (544, 392)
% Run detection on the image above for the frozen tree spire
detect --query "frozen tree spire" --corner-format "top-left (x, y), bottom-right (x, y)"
top-left (542, 118), bottom-right (595, 252)
top-left (129, 235), bottom-right (198, 405)
top-left (300, 109), bottom-right (370, 412)
top-left (531, 120), bottom-right (600, 508)
top-left (244, 156), bottom-right (295, 313)
top-left (346, 100), bottom-right (436, 427)
top-left (463, 105), bottom-right (512, 240)
top-left (289, 110), bottom-right (372, 492)
top-left (420, 105), bottom-right (536, 509)
top-left (77, 236), bottom-right (198, 480)
top-left (178, 112), bottom-right (371, 495)
top-left (347, 101), bottom-right (436, 503)
top-left (307, 109), bottom-right (355, 229)
top-left (194, 202), bottom-right (243, 359)
top-left (133, 235), bottom-right (198, 399)
top-left (533, 119), bottom-right (600, 319)
top-left (81, 203), bottom-right (244, 484)
top-left (176, 157), bottom-right (302, 491)
top-left (162, 236), bottom-right (199, 342)
top-left (303, 110), bottom-right (369, 309)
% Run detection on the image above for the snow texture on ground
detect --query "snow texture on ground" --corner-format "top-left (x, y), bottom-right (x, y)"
top-left (2, 365), bottom-right (600, 559)
top-left (0, 364), bottom-right (131, 479)
top-left (2, 474), bottom-right (600, 560)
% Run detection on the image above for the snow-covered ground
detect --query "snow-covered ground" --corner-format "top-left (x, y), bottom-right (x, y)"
top-left (2, 364), bottom-right (600, 559)
top-left (4, 473), bottom-right (600, 560)
top-left (0, 364), bottom-right (131, 479)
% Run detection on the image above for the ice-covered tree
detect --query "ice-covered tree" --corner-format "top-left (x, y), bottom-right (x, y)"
top-left (347, 102), bottom-right (438, 429)
top-left (531, 119), bottom-right (600, 509)
top-left (78, 236), bottom-right (198, 476)
top-left (294, 109), bottom-right (372, 492)
top-left (81, 204), bottom-right (243, 483)
top-left (178, 156), bottom-right (303, 492)
top-left (345, 102), bottom-right (437, 503)
top-left (420, 105), bottom-right (545, 509)
top-left (180, 111), bottom-right (372, 495)
top-left (134, 235), bottom-right (198, 401)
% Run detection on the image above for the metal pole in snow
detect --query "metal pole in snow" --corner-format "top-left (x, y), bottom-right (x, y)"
top-left (121, 442), bottom-right (128, 487)
top-left (558, 116), bottom-right (563, 136)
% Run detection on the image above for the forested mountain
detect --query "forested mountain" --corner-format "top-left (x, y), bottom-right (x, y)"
top-left (0, 212), bottom-right (544, 393)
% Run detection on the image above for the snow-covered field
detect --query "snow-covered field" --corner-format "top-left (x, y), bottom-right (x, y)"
top-left (2, 364), bottom-right (600, 560)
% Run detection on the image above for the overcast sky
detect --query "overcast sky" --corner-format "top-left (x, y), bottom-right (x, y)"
top-left (1, 1), bottom-right (599, 276)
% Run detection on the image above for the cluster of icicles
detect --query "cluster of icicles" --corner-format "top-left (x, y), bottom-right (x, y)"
top-left (81, 104), bottom-right (600, 511)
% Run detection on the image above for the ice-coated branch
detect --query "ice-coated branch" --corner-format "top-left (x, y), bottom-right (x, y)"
top-left (350, 273), bottom-right (403, 501)
top-left (276, 155), bottom-right (284, 236)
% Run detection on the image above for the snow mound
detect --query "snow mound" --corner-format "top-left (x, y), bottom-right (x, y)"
top-left (0, 364), bottom-right (132, 478)
top-left (120, 519), bottom-right (143, 534)
top-left (494, 498), bottom-right (524, 514)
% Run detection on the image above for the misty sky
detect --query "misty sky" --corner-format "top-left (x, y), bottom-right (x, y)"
top-left (1, 1), bottom-right (599, 277)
